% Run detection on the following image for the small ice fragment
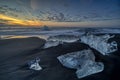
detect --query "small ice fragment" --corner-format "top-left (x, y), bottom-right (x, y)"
top-left (28, 58), bottom-right (42, 71)
top-left (44, 41), bottom-right (60, 48)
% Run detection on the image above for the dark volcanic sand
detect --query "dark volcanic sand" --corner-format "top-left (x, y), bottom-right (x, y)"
top-left (0, 35), bottom-right (120, 80)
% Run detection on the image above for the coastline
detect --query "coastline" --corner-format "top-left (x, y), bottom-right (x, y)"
top-left (0, 35), bottom-right (120, 80)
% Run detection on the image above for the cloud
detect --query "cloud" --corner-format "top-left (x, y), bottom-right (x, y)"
top-left (0, 14), bottom-right (43, 26)
top-left (0, 19), bottom-right (11, 25)
top-left (0, 0), bottom-right (120, 27)
top-left (30, 0), bottom-right (39, 10)
top-left (0, 4), bottom-right (23, 19)
top-left (47, 12), bottom-right (65, 22)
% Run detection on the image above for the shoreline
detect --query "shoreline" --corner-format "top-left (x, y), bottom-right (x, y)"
top-left (0, 34), bottom-right (120, 80)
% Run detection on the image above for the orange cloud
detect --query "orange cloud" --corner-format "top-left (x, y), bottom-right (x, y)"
top-left (0, 14), bottom-right (43, 26)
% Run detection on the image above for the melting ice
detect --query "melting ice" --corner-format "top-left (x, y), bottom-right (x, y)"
top-left (57, 50), bottom-right (104, 79)
top-left (76, 60), bottom-right (104, 79)
top-left (28, 58), bottom-right (42, 71)
top-left (44, 41), bottom-right (61, 48)
top-left (80, 34), bottom-right (118, 55)
top-left (44, 35), bottom-right (80, 48)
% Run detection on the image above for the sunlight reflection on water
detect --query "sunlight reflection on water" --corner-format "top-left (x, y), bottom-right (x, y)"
top-left (0, 35), bottom-right (48, 40)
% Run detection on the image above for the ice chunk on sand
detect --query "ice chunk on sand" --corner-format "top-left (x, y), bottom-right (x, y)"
top-left (57, 50), bottom-right (104, 79)
top-left (44, 35), bottom-right (80, 48)
top-left (76, 60), bottom-right (104, 79)
top-left (57, 50), bottom-right (95, 69)
top-left (80, 34), bottom-right (117, 55)
top-left (28, 58), bottom-right (42, 71)
top-left (44, 41), bottom-right (61, 48)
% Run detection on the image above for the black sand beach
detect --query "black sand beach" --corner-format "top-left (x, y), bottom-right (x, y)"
top-left (0, 34), bottom-right (120, 80)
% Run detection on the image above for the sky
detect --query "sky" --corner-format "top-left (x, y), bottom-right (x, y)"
top-left (0, 0), bottom-right (120, 27)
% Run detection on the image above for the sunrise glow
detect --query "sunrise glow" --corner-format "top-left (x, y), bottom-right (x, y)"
top-left (0, 14), bottom-right (43, 26)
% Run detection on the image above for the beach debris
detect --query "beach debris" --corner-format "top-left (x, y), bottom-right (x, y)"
top-left (57, 50), bottom-right (104, 79)
top-left (28, 57), bottom-right (42, 71)
top-left (80, 34), bottom-right (118, 55)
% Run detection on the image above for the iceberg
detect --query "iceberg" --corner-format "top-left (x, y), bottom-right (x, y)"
top-left (80, 34), bottom-right (117, 55)
top-left (28, 58), bottom-right (42, 71)
top-left (57, 50), bottom-right (104, 79)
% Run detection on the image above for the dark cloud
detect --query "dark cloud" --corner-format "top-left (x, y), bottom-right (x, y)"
top-left (0, 19), bottom-right (11, 25)
top-left (47, 12), bottom-right (65, 22)
top-left (0, 19), bottom-right (10, 22)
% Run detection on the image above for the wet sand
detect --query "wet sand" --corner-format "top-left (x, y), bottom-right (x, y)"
top-left (0, 35), bottom-right (120, 80)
